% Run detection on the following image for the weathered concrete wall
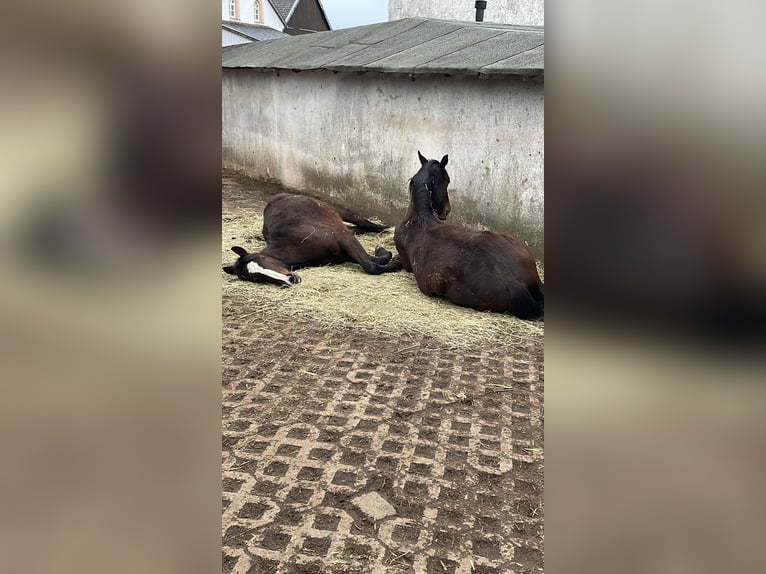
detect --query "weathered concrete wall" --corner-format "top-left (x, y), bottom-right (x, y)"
top-left (389, 0), bottom-right (544, 26)
top-left (222, 69), bottom-right (544, 256)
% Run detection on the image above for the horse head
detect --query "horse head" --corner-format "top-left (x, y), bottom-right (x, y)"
top-left (223, 246), bottom-right (301, 287)
top-left (416, 151), bottom-right (451, 220)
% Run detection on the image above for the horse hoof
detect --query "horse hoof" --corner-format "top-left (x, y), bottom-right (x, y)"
top-left (374, 246), bottom-right (393, 264)
top-left (288, 273), bottom-right (302, 285)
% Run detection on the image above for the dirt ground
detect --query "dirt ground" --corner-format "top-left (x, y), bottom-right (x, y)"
top-left (222, 171), bottom-right (544, 573)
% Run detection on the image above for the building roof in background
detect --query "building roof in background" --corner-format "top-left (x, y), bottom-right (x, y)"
top-left (271, 0), bottom-right (331, 30)
top-left (222, 21), bottom-right (289, 41)
top-left (271, 0), bottom-right (330, 23)
top-left (221, 18), bottom-right (543, 77)
top-left (269, 0), bottom-right (300, 22)
top-left (270, 0), bottom-right (297, 21)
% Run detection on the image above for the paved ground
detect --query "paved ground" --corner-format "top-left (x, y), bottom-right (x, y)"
top-left (222, 173), bottom-right (544, 573)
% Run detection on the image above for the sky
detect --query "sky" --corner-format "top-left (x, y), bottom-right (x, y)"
top-left (320, 0), bottom-right (389, 30)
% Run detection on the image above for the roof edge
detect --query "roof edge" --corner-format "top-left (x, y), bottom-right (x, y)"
top-left (283, 0), bottom-right (332, 31)
top-left (221, 17), bottom-right (544, 78)
top-left (222, 24), bottom-right (256, 41)
top-left (265, 0), bottom-right (288, 26)
top-left (314, 0), bottom-right (332, 30)
top-left (222, 66), bottom-right (544, 79)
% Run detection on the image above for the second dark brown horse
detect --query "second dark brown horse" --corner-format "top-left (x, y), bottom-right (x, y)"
top-left (224, 193), bottom-right (401, 286)
top-left (394, 152), bottom-right (544, 320)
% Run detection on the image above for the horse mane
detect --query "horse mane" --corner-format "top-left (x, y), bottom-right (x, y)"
top-left (407, 163), bottom-right (440, 224)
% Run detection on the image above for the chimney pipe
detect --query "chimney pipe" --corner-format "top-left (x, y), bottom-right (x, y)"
top-left (475, 1), bottom-right (487, 22)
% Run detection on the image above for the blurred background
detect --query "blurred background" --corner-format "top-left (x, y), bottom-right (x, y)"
top-left (546, 1), bottom-right (766, 572)
top-left (0, 2), bottom-right (221, 573)
top-left (0, 1), bottom-right (764, 573)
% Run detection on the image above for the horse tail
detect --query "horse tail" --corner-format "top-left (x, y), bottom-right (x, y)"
top-left (509, 282), bottom-right (544, 320)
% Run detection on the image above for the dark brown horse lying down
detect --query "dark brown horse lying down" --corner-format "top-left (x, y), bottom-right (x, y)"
top-left (224, 193), bottom-right (401, 286)
top-left (394, 152), bottom-right (544, 320)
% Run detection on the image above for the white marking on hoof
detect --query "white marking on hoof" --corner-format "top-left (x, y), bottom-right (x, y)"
top-left (246, 261), bottom-right (291, 284)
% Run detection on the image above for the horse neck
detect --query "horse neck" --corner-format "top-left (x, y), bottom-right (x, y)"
top-left (406, 177), bottom-right (437, 224)
top-left (256, 246), bottom-right (288, 267)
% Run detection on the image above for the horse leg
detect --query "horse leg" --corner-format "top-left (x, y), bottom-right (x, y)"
top-left (332, 206), bottom-right (388, 233)
top-left (339, 236), bottom-right (401, 274)
top-left (372, 246), bottom-right (393, 265)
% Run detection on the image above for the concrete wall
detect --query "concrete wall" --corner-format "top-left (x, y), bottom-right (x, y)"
top-left (390, 0), bottom-right (544, 26)
top-left (222, 69), bottom-right (544, 257)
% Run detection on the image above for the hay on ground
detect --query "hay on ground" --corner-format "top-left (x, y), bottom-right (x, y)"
top-left (222, 209), bottom-right (544, 350)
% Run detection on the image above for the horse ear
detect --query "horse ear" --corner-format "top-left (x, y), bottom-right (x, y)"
top-left (440, 155), bottom-right (449, 168)
top-left (222, 265), bottom-right (237, 275)
top-left (418, 150), bottom-right (427, 166)
top-left (231, 246), bottom-right (247, 256)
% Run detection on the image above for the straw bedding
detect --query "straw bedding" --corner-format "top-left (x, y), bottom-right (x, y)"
top-left (222, 209), bottom-right (544, 350)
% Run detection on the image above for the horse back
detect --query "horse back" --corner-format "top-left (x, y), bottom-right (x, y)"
top-left (261, 193), bottom-right (358, 268)
top-left (408, 224), bottom-right (543, 317)
top-left (264, 194), bottom-right (345, 240)
top-left (436, 227), bottom-right (540, 285)
top-left (265, 194), bottom-right (342, 227)
top-left (498, 233), bottom-right (542, 285)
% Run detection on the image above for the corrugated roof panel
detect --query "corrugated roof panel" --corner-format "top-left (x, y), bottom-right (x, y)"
top-left (310, 21), bottom-right (393, 48)
top-left (221, 18), bottom-right (544, 77)
top-left (329, 20), bottom-right (467, 72)
top-left (236, 32), bottom-right (318, 67)
top-left (270, 0), bottom-right (295, 21)
top-left (420, 31), bottom-right (543, 75)
top-left (349, 17), bottom-right (425, 45)
top-left (358, 25), bottom-right (509, 73)
top-left (267, 43), bottom-right (370, 70)
top-left (222, 21), bottom-right (289, 41)
top-left (480, 44), bottom-right (545, 75)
